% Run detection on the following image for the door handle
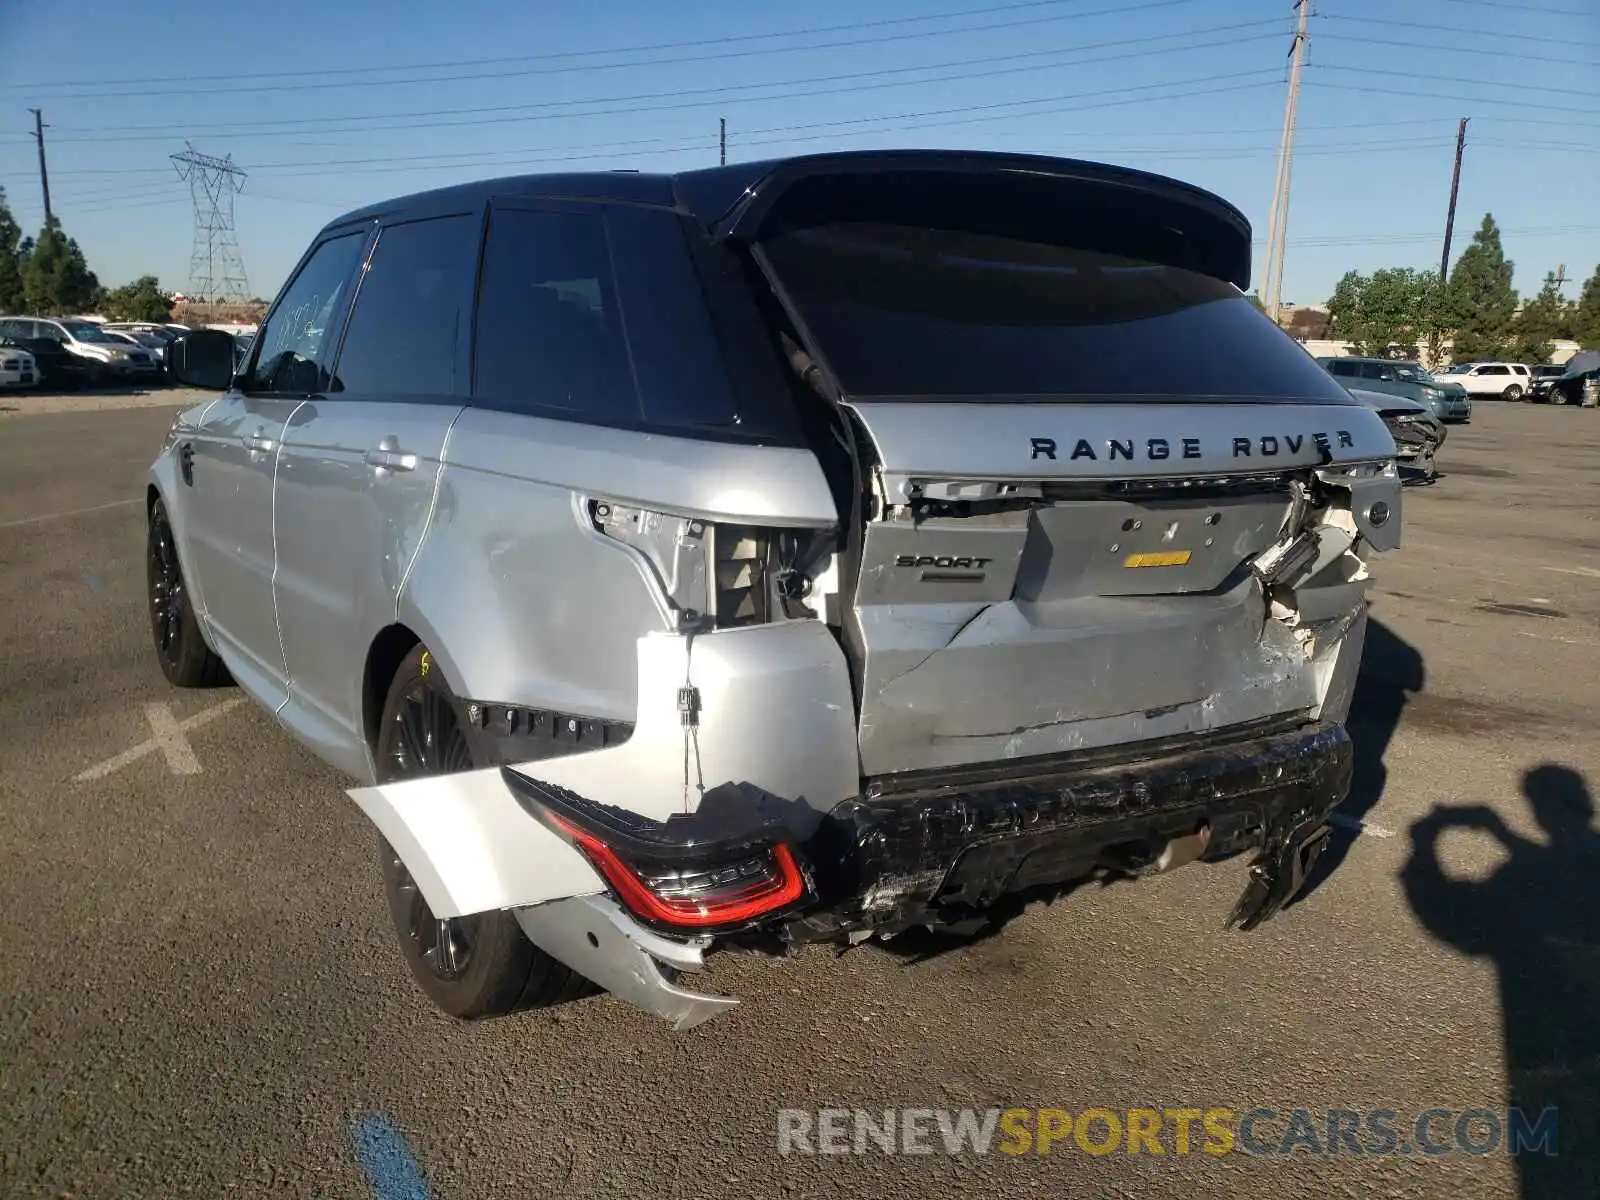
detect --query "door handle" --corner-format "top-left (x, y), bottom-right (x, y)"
top-left (364, 443), bottom-right (418, 473)
top-left (241, 431), bottom-right (276, 455)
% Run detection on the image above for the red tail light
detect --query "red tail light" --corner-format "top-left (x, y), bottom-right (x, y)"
top-left (550, 815), bottom-right (806, 931)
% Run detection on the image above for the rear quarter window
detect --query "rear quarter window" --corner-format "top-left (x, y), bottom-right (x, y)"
top-left (472, 204), bottom-right (741, 433)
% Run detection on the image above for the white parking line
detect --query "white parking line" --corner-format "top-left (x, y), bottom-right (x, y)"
top-left (73, 698), bottom-right (245, 782)
top-left (0, 497), bottom-right (141, 530)
top-left (1328, 812), bottom-right (1397, 839)
top-left (143, 701), bottom-right (203, 775)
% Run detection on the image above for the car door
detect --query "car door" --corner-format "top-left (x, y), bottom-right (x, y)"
top-left (180, 228), bottom-right (370, 712)
top-left (272, 210), bottom-right (479, 776)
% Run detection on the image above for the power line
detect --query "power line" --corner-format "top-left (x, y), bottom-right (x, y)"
top-left (45, 21), bottom-right (1279, 142)
top-left (1311, 79), bottom-right (1600, 117)
top-left (40, 113), bottom-right (1588, 179)
top-left (1319, 13), bottom-right (1584, 49)
top-left (1284, 223), bottom-right (1600, 249)
top-left (1318, 33), bottom-right (1597, 68)
top-left (232, 75), bottom-right (1291, 181)
top-left (1431, 0), bottom-right (1594, 15)
top-left (14, 0), bottom-right (1202, 101)
top-left (0, 0), bottom-right (1190, 91)
top-left (1312, 63), bottom-right (1597, 100)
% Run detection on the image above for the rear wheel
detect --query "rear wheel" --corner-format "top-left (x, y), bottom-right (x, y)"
top-left (147, 497), bottom-right (230, 687)
top-left (1502, 384), bottom-right (1524, 401)
top-left (375, 644), bottom-right (592, 1019)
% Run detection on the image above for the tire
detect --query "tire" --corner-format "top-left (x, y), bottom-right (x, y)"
top-left (374, 644), bottom-right (593, 1020)
top-left (1502, 384), bottom-right (1524, 401)
top-left (147, 497), bottom-right (231, 688)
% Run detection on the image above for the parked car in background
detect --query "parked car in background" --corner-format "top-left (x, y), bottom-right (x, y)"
top-left (0, 321), bottom-right (105, 389)
top-left (99, 330), bottom-right (167, 379)
top-left (0, 316), bottom-right (155, 382)
top-left (1538, 351), bottom-right (1600, 406)
top-left (1315, 356), bottom-right (1472, 423)
top-left (1437, 361), bottom-right (1533, 401)
top-left (1528, 365), bottom-right (1565, 401)
top-left (104, 322), bottom-right (187, 353)
top-left (0, 339), bottom-right (38, 389)
top-left (1348, 387), bottom-right (1442, 483)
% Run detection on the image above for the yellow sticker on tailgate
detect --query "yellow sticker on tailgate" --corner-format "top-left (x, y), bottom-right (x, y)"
top-left (1123, 550), bottom-right (1193, 568)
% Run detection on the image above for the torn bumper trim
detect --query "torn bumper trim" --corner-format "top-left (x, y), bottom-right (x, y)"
top-left (514, 894), bottom-right (736, 1031)
top-left (798, 720), bottom-right (1352, 934)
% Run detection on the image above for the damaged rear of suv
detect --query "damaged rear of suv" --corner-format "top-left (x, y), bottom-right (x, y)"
top-left (153, 150), bottom-right (1400, 1030)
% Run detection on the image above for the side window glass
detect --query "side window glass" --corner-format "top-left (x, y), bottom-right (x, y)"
top-left (245, 231), bottom-right (367, 395)
top-left (473, 207), bottom-right (642, 423)
top-left (331, 213), bottom-right (478, 397)
top-left (1376, 365), bottom-right (1398, 382)
top-left (603, 206), bottom-right (738, 430)
top-left (1482, 365), bottom-right (1507, 376)
top-left (1357, 361), bottom-right (1383, 380)
top-left (1328, 360), bottom-right (1357, 377)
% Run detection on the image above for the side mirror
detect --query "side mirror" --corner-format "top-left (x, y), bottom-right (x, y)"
top-left (167, 328), bottom-right (237, 390)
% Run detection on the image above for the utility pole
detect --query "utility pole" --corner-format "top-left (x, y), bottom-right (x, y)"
top-left (719, 117), bottom-right (727, 167)
top-left (28, 108), bottom-right (52, 226)
top-left (1261, 0), bottom-right (1310, 324)
top-left (1439, 117), bottom-right (1468, 280)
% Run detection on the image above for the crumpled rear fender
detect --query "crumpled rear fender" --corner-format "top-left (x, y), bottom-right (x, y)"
top-left (347, 620), bottom-right (857, 920)
top-left (345, 620), bottom-right (858, 1029)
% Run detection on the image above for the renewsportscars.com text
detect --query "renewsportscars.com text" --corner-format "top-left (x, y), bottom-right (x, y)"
top-left (776, 1106), bottom-right (1558, 1158)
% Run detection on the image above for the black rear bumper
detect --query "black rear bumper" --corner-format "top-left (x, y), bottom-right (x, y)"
top-left (794, 719), bottom-right (1352, 938)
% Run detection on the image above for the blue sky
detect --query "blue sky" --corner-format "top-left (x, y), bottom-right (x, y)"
top-left (1, 0), bottom-right (1595, 307)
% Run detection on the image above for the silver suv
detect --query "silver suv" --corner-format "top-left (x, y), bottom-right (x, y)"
top-left (154, 151), bottom-right (1401, 1029)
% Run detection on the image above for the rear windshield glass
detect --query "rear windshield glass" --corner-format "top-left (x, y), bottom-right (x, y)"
top-left (759, 222), bottom-right (1354, 404)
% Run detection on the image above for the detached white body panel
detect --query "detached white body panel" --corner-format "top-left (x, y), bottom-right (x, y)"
top-left (348, 767), bottom-right (605, 920)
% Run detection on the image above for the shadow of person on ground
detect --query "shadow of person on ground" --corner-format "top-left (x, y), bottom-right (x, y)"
top-left (1293, 614), bottom-right (1423, 906)
top-left (1402, 766), bottom-right (1600, 1199)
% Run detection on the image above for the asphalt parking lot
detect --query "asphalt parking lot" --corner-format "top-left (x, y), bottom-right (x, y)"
top-left (1, 397), bottom-right (1597, 1199)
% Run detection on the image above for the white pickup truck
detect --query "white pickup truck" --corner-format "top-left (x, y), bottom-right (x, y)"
top-left (1436, 361), bottom-right (1533, 400)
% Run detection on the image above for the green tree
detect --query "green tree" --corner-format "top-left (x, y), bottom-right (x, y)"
top-left (100, 275), bottom-right (175, 322)
top-left (20, 219), bottom-right (100, 314)
top-left (1511, 273), bottom-right (1564, 365)
top-left (1575, 264), bottom-right (1600, 348)
top-left (1322, 267), bottom-right (1442, 358)
top-left (1446, 214), bottom-right (1518, 361)
top-left (0, 187), bottom-right (24, 313)
top-left (1326, 270), bottom-right (1363, 340)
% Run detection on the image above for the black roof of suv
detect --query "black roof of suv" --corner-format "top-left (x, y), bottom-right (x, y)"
top-left (324, 149), bottom-right (1255, 290)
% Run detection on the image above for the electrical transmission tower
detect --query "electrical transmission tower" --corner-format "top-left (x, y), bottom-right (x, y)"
top-left (171, 142), bottom-right (251, 304)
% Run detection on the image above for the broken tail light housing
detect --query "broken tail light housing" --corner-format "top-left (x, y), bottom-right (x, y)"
top-left (501, 769), bottom-right (812, 933)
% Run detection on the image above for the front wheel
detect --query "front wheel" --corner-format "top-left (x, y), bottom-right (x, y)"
top-left (1502, 384), bottom-right (1524, 401)
top-left (375, 644), bottom-right (593, 1020)
top-left (147, 497), bottom-right (230, 688)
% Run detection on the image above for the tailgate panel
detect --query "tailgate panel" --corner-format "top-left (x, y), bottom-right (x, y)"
top-left (842, 401), bottom-right (1390, 778)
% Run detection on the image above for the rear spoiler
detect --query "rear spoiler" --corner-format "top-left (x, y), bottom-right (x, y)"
top-left (671, 150), bottom-right (1254, 290)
